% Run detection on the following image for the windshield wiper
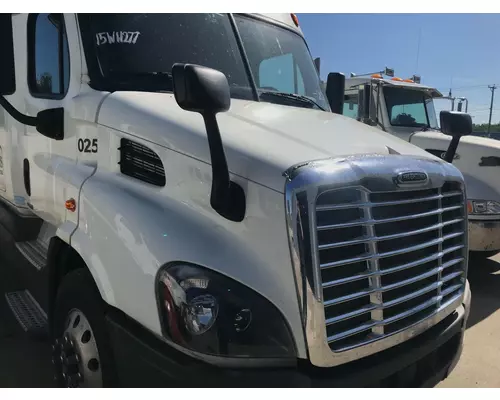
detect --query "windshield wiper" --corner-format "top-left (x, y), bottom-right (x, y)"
top-left (259, 91), bottom-right (326, 111)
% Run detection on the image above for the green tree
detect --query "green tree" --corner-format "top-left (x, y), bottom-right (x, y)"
top-left (37, 73), bottom-right (53, 94)
top-left (472, 122), bottom-right (500, 133)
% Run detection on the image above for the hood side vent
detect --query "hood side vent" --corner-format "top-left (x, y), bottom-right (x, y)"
top-left (118, 138), bottom-right (166, 187)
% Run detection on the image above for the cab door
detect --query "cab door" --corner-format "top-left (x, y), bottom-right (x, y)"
top-left (20, 13), bottom-right (84, 227)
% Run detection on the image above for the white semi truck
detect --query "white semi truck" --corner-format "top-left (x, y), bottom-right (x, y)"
top-left (0, 13), bottom-right (471, 387)
top-left (328, 69), bottom-right (500, 258)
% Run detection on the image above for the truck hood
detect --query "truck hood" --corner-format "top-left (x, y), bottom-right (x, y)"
top-left (97, 92), bottom-right (438, 192)
top-left (411, 130), bottom-right (500, 202)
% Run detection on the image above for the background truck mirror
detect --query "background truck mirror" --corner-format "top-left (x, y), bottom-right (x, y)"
top-left (440, 110), bottom-right (472, 163)
top-left (440, 111), bottom-right (472, 138)
top-left (325, 72), bottom-right (345, 115)
top-left (172, 63), bottom-right (245, 222)
top-left (357, 84), bottom-right (371, 123)
top-left (314, 57), bottom-right (321, 75)
top-left (0, 13), bottom-right (16, 95)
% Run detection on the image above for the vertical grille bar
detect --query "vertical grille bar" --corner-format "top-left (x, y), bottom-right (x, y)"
top-left (362, 191), bottom-right (384, 335)
top-left (436, 186), bottom-right (443, 308)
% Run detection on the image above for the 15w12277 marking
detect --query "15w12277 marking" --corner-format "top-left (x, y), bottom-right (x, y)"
top-left (78, 138), bottom-right (98, 153)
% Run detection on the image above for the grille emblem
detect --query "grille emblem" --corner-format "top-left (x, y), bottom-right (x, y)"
top-left (395, 171), bottom-right (428, 185)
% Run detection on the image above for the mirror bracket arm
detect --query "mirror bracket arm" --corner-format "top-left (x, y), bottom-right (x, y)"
top-left (0, 95), bottom-right (37, 126)
top-left (443, 136), bottom-right (461, 163)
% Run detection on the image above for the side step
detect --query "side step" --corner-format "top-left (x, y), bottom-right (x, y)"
top-left (15, 239), bottom-right (48, 271)
top-left (5, 290), bottom-right (48, 340)
top-left (0, 200), bottom-right (43, 242)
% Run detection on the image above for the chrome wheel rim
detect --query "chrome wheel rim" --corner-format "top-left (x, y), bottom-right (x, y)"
top-left (52, 309), bottom-right (103, 388)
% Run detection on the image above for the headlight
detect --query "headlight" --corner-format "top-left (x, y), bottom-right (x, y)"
top-left (156, 263), bottom-right (296, 358)
top-left (467, 199), bottom-right (500, 215)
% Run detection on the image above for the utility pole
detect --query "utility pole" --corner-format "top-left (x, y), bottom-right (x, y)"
top-left (487, 84), bottom-right (497, 137)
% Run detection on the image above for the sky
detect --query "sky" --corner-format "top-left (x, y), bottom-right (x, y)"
top-left (297, 13), bottom-right (500, 124)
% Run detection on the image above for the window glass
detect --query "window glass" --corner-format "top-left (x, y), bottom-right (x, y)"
top-left (32, 13), bottom-right (70, 96)
top-left (343, 94), bottom-right (359, 119)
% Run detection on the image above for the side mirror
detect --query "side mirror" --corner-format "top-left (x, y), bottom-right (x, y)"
top-left (0, 95), bottom-right (64, 140)
top-left (314, 57), bottom-right (321, 75)
top-left (440, 110), bottom-right (472, 163)
top-left (325, 72), bottom-right (345, 115)
top-left (0, 14), bottom-right (16, 95)
top-left (172, 63), bottom-right (230, 115)
top-left (440, 110), bottom-right (472, 137)
top-left (358, 84), bottom-right (371, 123)
top-left (172, 63), bottom-right (245, 222)
top-left (36, 108), bottom-right (64, 140)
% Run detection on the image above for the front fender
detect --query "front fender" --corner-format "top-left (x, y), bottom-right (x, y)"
top-left (70, 167), bottom-right (306, 357)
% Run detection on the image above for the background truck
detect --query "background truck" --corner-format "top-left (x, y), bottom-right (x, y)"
top-left (0, 13), bottom-right (470, 387)
top-left (328, 69), bottom-right (500, 259)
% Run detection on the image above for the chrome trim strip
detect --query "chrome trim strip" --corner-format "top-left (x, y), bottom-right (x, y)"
top-left (315, 190), bottom-right (462, 212)
top-left (317, 204), bottom-right (462, 230)
top-left (284, 154), bottom-right (468, 368)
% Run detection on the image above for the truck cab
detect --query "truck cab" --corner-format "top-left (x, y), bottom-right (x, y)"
top-left (0, 14), bottom-right (470, 387)
top-left (341, 72), bottom-right (500, 258)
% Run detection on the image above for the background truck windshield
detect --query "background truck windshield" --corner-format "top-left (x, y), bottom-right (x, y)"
top-left (384, 86), bottom-right (438, 129)
top-left (78, 13), bottom-right (328, 110)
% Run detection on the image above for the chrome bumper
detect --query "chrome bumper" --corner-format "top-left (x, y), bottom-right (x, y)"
top-left (463, 279), bottom-right (471, 325)
top-left (468, 219), bottom-right (500, 252)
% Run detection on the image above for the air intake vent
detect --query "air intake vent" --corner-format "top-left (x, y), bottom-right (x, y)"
top-left (119, 139), bottom-right (166, 186)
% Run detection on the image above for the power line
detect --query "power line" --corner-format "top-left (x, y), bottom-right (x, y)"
top-left (437, 83), bottom-right (494, 91)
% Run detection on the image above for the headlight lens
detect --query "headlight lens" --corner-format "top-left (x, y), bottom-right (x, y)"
top-left (467, 199), bottom-right (500, 215)
top-left (156, 263), bottom-right (296, 358)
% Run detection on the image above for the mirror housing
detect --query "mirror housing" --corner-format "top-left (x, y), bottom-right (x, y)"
top-left (358, 84), bottom-right (371, 123)
top-left (440, 110), bottom-right (472, 163)
top-left (36, 108), bottom-right (64, 140)
top-left (440, 110), bottom-right (472, 138)
top-left (172, 63), bottom-right (245, 222)
top-left (314, 57), bottom-right (321, 75)
top-left (325, 72), bottom-right (345, 115)
top-left (0, 13), bottom-right (16, 95)
top-left (172, 63), bottom-right (230, 115)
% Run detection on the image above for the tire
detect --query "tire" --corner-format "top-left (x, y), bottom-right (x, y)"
top-left (51, 268), bottom-right (117, 388)
top-left (469, 250), bottom-right (500, 260)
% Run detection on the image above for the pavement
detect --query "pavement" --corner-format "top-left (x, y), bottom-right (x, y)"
top-left (437, 254), bottom-right (500, 387)
top-left (0, 238), bottom-right (499, 387)
top-left (0, 247), bottom-right (54, 387)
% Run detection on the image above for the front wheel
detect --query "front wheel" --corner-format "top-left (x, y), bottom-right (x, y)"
top-left (51, 269), bottom-right (117, 388)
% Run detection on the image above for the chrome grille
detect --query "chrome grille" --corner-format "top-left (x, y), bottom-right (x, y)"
top-left (315, 181), bottom-right (466, 352)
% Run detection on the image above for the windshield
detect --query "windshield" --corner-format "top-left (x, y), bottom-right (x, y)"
top-left (383, 86), bottom-right (438, 129)
top-left (77, 13), bottom-right (329, 111)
